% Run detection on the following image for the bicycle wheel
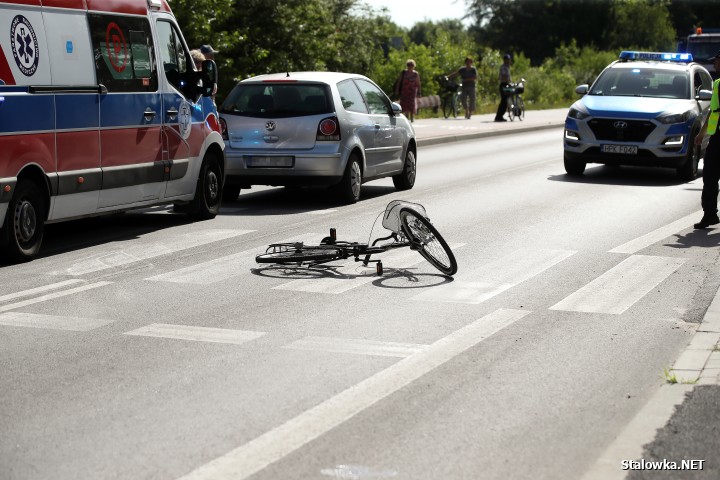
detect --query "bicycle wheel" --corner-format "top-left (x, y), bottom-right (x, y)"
top-left (517, 96), bottom-right (525, 121)
top-left (507, 97), bottom-right (516, 122)
top-left (454, 93), bottom-right (462, 118)
top-left (399, 209), bottom-right (457, 276)
top-left (442, 95), bottom-right (451, 119)
top-left (256, 244), bottom-right (342, 264)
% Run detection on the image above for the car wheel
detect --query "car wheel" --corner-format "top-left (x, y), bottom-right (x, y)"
top-left (222, 184), bottom-right (242, 203)
top-left (2, 179), bottom-right (45, 262)
top-left (392, 149), bottom-right (416, 191)
top-left (564, 153), bottom-right (586, 175)
top-left (187, 153), bottom-right (223, 220)
top-left (335, 154), bottom-right (362, 204)
top-left (677, 137), bottom-right (700, 182)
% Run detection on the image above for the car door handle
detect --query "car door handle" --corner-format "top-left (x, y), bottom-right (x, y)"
top-left (374, 123), bottom-right (381, 129)
top-left (167, 108), bottom-right (179, 120)
top-left (144, 108), bottom-right (156, 121)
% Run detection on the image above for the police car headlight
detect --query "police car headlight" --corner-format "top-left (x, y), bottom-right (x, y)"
top-left (568, 107), bottom-right (589, 120)
top-left (657, 111), bottom-right (690, 124)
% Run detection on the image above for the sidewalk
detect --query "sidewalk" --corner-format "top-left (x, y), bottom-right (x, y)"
top-left (411, 108), bottom-right (568, 147)
top-left (411, 108), bottom-right (720, 479)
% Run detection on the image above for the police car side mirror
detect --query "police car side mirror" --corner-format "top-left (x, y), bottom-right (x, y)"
top-left (697, 89), bottom-right (712, 101)
top-left (575, 84), bottom-right (589, 95)
top-left (201, 59), bottom-right (218, 97)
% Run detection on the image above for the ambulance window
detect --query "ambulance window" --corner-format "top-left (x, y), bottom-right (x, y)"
top-left (156, 21), bottom-right (194, 100)
top-left (87, 14), bottom-right (158, 92)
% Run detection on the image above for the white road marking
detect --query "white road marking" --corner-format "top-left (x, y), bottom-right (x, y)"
top-left (273, 243), bottom-right (465, 294)
top-left (283, 336), bottom-right (429, 358)
top-left (0, 281), bottom-right (113, 313)
top-left (413, 248), bottom-right (575, 304)
top-left (609, 211), bottom-right (701, 254)
top-left (550, 255), bottom-right (685, 314)
top-left (0, 312), bottom-right (114, 331)
top-left (304, 209), bottom-right (338, 215)
top-left (146, 234), bottom-right (321, 284)
top-left (52, 229), bottom-right (255, 276)
top-left (0, 279), bottom-right (85, 303)
top-left (123, 323), bottom-right (266, 345)
top-left (176, 309), bottom-right (530, 480)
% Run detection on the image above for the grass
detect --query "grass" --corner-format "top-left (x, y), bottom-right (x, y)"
top-left (663, 367), bottom-right (698, 385)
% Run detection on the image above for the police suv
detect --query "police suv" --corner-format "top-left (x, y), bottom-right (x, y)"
top-left (0, 0), bottom-right (224, 262)
top-left (564, 51), bottom-right (713, 180)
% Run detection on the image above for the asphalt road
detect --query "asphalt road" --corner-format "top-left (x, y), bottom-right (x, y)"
top-left (1, 127), bottom-right (719, 480)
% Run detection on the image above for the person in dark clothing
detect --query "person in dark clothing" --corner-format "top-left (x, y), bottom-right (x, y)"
top-left (494, 54), bottom-right (512, 122)
top-left (694, 51), bottom-right (720, 229)
top-left (449, 57), bottom-right (478, 119)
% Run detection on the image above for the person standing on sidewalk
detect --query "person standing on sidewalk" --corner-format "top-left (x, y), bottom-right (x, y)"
top-left (394, 59), bottom-right (421, 122)
top-left (694, 51), bottom-right (720, 229)
top-left (449, 57), bottom-right (478, 119)
top-left (495, 54), bottom-right (512, 122)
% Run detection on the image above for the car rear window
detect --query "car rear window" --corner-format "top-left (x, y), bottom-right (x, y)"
top-left (589, 68), bottom-right (691, 99)
top-left (220, 83), bottom-right (333, 117)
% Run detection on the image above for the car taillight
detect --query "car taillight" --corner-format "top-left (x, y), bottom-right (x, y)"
top-left (219, 117), bottom-right (228, 140)
top-left (317, 117), bottom-right (340, 141)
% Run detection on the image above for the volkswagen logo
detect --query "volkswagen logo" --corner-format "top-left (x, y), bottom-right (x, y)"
top-left (613, 121), bottom-right (628, 129)
top-left (265, 121), bottom-right (276, 131)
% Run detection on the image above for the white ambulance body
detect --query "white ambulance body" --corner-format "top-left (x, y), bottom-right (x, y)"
top-left (0, 0), bottom-right (224, 261)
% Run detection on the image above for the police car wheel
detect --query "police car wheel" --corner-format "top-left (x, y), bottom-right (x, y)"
top-left (188, 154), bottom-right (223, 220)
top-left (677, 139), bottom-right (700, 182)
top-left (564, 154), bottom-right (586, 176)
top-left (4, 180), bottom-right (45, 262)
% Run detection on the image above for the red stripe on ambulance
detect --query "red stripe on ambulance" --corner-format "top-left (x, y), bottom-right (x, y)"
top-left (0, 45), bottom-right (16, 86)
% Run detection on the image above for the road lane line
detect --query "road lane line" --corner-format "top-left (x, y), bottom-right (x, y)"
top-left (123, 323), bottom-right (266, 345)
top-left (0, 312), bottom-right (115, 331)
top-left (145, 234), bottom-right (321, 284)
top-left (413, 248), bottom-right (575, 304)
top-left (176, 309), bottom-right (530, 480)
top-left (273, 243), bottom-right (465, 294)
top-left (609, 211), bottom-right (701, 254)
top-left (51, 229), bottom-right (255, 276)
top-left (550, 255), bottom-right (685, 314)
top-left (0, 281), bottom-right (113, 313)
top-left (0, 279), bottom-right (85, 303)
top-left (283, 336), bottom-right (429, 358)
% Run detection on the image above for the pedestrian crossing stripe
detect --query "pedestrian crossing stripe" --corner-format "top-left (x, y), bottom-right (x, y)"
top-left (123, 323), bottom-right (267, 345)
top-left (283, 336), bottom-right (429, 358)
top-left (0, 312), bottom-right (115, 331)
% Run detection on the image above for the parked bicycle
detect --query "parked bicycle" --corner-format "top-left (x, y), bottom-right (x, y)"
top-left (503, 77), bottom-right (526, 121)
top-left (437, 75), bottom-right (463, 119)
top-left (256, 200), bottom-right (458, 276)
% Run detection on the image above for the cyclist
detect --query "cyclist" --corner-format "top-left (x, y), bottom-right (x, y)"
top-left (449, 57), bottom-right (478, 119)
top-left (495, 54), bottom-right (512, 122)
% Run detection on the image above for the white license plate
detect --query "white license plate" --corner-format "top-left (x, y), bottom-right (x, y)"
top-left (245, 156), bottom-right (294, 168)
top-left (601, 145), bottom-right (638, 154)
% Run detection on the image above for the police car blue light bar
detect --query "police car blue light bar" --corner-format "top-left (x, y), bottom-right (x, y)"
top-left (619, 51), bottom-right (694, 62)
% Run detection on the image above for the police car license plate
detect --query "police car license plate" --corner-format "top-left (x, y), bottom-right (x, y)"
top-left (245, 156), bottom-right (294, 168)
top-left (601, 145), bottom-right (637, 154)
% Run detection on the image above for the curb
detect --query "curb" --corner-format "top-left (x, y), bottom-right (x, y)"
top-left (415, 122), bottom-right (565, 148)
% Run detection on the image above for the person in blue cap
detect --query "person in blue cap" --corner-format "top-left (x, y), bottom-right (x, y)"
top-left (694, 51), bottom-right (720, 228)
top-left (200, 45), bottom-right (218, 62)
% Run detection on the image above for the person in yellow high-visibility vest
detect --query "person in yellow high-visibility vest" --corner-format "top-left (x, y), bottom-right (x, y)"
top-left (694, 51), bottom-right (720, 229)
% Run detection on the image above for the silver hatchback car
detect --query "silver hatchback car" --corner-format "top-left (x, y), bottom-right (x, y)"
top-left (218, 72), bottom-right (417, 203)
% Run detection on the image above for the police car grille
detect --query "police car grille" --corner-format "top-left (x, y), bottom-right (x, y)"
top-left (588, 119), bottom-right (655, 142)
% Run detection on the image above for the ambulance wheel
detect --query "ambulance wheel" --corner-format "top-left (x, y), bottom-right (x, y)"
top-left (188, 153), bottom-right (223, 220)
top-left (3, 180), bottom-right (45, 262)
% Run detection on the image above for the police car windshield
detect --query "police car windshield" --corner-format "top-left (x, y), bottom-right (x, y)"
top-left (220, 83), bottom-right (333, 118)
top-left (589, 68), bottom-right (691, 99)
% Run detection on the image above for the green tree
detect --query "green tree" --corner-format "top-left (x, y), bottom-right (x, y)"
top-left (606, 0), bottom-right (676, 51)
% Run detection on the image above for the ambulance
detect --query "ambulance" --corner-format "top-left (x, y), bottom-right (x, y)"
top-left (0, 0), bottom-right (224, 262)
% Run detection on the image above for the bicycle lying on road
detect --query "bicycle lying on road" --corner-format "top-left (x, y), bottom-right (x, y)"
top-left (503, 77), bottom-right (526, 121)
top-left (256, 200), bottom-right (458, 276)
